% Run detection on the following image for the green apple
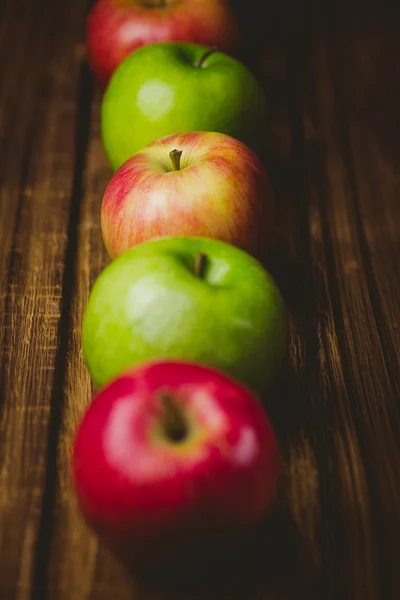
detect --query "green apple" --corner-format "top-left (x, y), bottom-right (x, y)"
top-left (82, 236), bottom-right (287, 394)
top-left (101, 42), bottom-right (268, 170)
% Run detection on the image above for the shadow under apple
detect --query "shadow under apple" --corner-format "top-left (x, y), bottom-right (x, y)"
top-left (128, 505), bottom-right (320, 600)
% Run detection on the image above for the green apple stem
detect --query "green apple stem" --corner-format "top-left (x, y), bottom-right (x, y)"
top-left (169, 149), bottom-right (183, 171)
top-left (160, 391), bottom-right (188, 442)
top-left (196, 47), bottom-right (219, 68)
top-left (194, 252), bottom-right (207, 278)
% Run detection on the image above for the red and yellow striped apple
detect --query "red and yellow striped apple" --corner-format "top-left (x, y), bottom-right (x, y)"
top-left (86, 0), bottom-right (241, 85)
top-left (101, 131), bottom-right (275, 260)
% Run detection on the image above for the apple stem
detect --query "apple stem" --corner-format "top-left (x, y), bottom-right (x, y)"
top-left (196, 46), bottom-right (219, 68)
top-left (169, 149), bottom-right (183, 171)
top-left (194, 252), bottom-right (207, 278)
top-left (160, 391), bottom-right (188, 442)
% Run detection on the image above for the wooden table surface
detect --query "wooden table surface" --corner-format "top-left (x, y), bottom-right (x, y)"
top-left (1, 0), bottom-right (399, 598)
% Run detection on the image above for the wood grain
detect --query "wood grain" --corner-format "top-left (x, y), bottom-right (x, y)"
top-left (0, 0), bottom-right (91, 597)
top-left (0, 0), bottom-right (400, 598)
top-left (44, 85), bottom-right (132, 600)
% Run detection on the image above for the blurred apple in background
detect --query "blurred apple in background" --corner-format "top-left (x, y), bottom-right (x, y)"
top-left (72, 360), bottom-right (279, 572)
top-left (101, 131), bottom-right (275, 260)
top-left (101, 42), bottom-right (268, 170)
top-left (82, 235), bottom-right (287, 393)
top-left (86, 0), bottom-right (241, 84)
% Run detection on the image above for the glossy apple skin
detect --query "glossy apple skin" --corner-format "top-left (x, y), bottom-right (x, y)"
top-left (82, 235), bottom-right (287, 393)
top-left (101, 41), bottom-right (268, 170)
top-left (72, 360), bottom-right (279, 571)
top-left (101, 131), bottom-right (275, 260)
top-left (86, 0), bottom-right (241, 85)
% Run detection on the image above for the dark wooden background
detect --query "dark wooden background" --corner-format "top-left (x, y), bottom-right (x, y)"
top-left (0, 0), bottom-right (399, 597)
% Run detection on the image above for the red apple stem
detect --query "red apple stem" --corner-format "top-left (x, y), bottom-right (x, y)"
top-left (169, 149), bottom-right (183, 171)
top-left (194, 252), bottom-right (207, 278)
top-left (159, 391), bottom-right (188, 442)
top-left (196, 46), bottom-right (219, 68)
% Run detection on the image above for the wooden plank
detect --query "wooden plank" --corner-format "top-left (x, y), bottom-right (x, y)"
top-left (44, 86), bottom-right (134, 599)
top-left (0, 0), bottom-right (91, 597)
top-left (0, 0), bottom-right (56, 345)
top-left (295, 8), bottom-right (400, 598)
top-left (328, 23), bottom-right (400, 600)
top-left (297, 39), bottom-right (380, 598)
top-left (256, 38), bottom-right (325, 600)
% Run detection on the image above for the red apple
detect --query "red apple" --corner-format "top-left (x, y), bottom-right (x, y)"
top-left (101, 131), bottom-right (275, 260)
top-left (86, 0), bottom-right (241, 85)
top-left (71, 360), bottom-right (279, 572)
